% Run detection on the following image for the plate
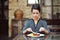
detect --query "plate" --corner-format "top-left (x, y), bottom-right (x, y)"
top-left (27, 33), bottom-right (45, 37)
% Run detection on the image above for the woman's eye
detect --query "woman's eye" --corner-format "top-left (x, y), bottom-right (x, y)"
top-left (33, 12), bottom-right (39, 14)
top-left (33, 13), bottom-right (35, 14)
top-left (36, 13), bottom-right (38, 14)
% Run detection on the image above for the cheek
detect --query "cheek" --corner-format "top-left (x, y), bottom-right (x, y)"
top-left (35, 14), bottom-right (40, 17)
top-left (33, 14), bottom-right (39, 17)
top-left (37, 14), bottom-right (40, 16)
top-left (16, 14), bottom-right (20, 17)
top-left (32, 14), bottom-right (34, 17)
top-left (32, 14), bottom-right (36, 17)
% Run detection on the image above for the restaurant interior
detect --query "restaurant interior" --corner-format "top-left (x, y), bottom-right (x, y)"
top-left (0, 0), bottom-right (60, 40)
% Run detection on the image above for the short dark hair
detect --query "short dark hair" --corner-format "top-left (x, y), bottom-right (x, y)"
top-left (31, 4), bottom-right (41, 12)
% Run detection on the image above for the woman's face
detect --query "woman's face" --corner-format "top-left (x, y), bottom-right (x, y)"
top-left (32, 9), bottom-right (40, 20)
top-left (15, 11), bottom-right (23, 19)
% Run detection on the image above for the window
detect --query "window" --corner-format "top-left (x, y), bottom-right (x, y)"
top-left (52, 0), bottom-right (60, 19)
top-left (53, 0), bottom-right (60, 5)
top-left (41, 0), bottom-right (60, 25)
top-left (41, 0), bottom-right (52, 19)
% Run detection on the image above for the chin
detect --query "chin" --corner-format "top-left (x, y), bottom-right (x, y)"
top-left (34, 18), bottom-right (38, 20)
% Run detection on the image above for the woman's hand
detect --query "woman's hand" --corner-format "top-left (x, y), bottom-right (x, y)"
top-left (23, 28), bottom-right (32, 34)
top-left (39, 27), bottom-right (49, 34)
top-left (26, 28), bottom-right (32, 32)
top-left (39, 27), bottom-right (46, 32)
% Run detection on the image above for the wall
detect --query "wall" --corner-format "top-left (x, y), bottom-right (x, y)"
top-left (9, 0), bottom-right (32, 37)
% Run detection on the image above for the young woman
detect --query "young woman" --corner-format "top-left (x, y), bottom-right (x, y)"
top-left (23, 4), bottom-right (50, 35)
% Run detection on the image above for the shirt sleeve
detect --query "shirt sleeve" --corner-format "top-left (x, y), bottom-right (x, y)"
top-left (22, 20), bottom-right (30, 31)
top-left (42, 20), bottom-right (50, 33)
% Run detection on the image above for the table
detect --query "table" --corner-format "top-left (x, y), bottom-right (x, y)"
top-left (22, 34), bottom-right (51, 40)
top-left (13, 33), bottom-right (60, 40)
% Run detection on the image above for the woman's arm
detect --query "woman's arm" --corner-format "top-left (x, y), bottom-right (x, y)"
top-left (42, 20), bottom-right (50, 34)
top-left (39, 20), bottom-right (50, 34)
top-left (22, 20), bottom-right (32, 34)
top-left (22, 20), bottom-right (29, 34)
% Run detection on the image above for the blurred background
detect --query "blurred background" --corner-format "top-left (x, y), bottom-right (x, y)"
top-left (0, 0), bottom-right (60, 40)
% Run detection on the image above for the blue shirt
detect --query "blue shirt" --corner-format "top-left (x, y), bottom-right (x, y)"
top-left (23, 19), bottom-right (50, 32)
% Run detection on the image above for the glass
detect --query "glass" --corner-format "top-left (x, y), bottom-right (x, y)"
top-left (53, 0), bottom-right (60, 5)
top-left (53, 7), bottom-right (60, 19)
top-left (41, 0), bottom-right (51, 6)
top-left (42, 7), bottom-right (52, 19)
top-left (44, 0), bottom-right (51, 5)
